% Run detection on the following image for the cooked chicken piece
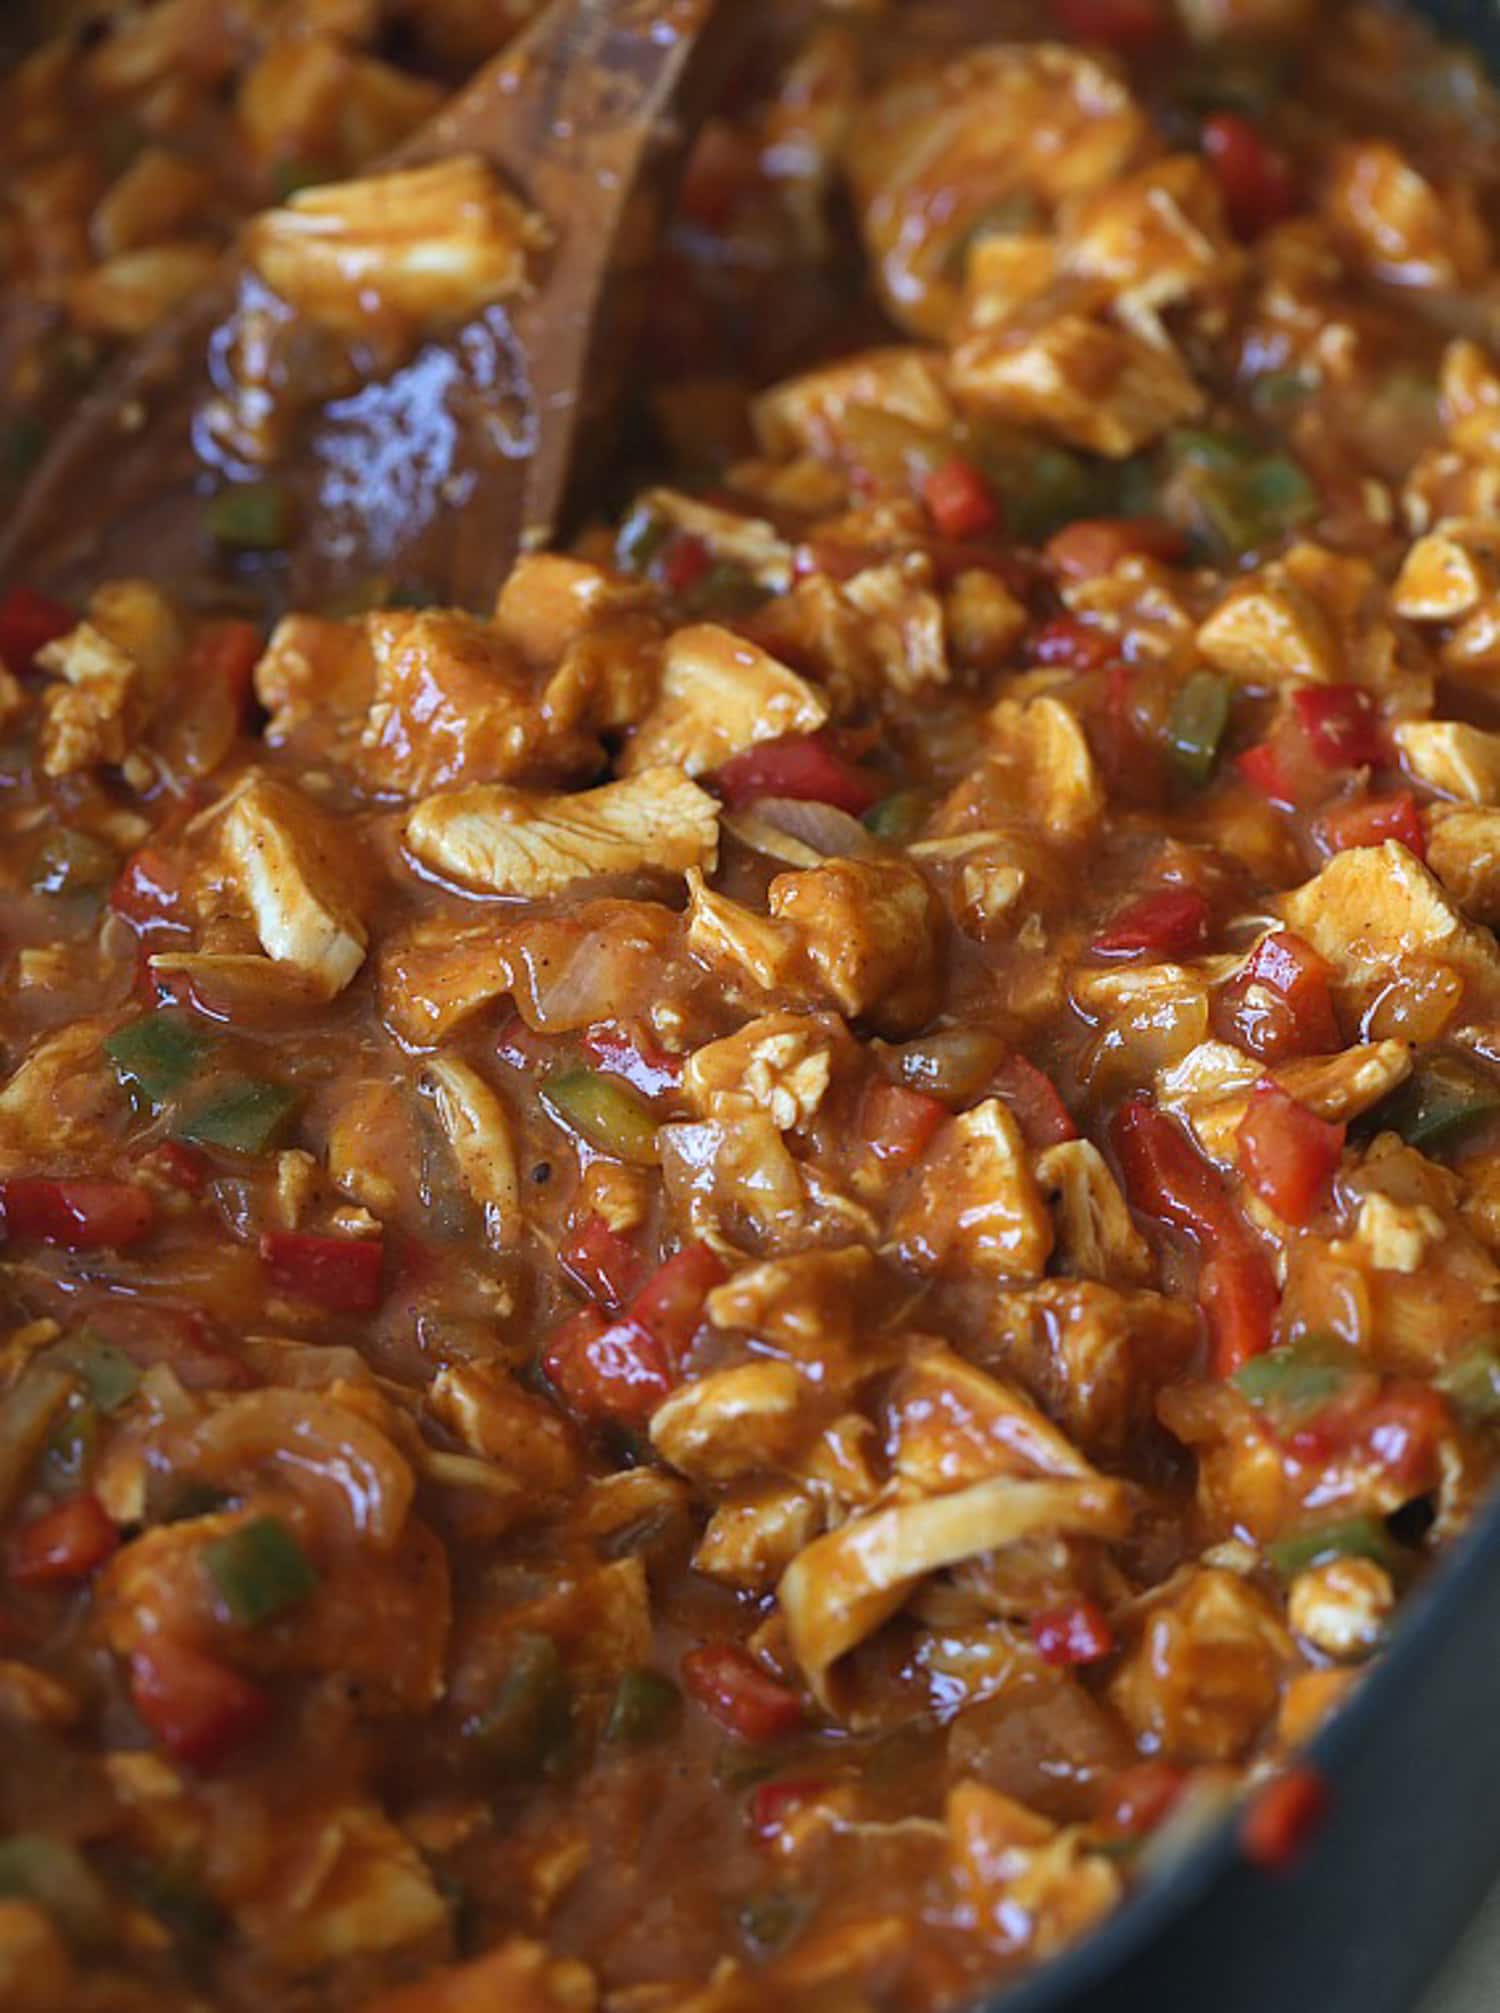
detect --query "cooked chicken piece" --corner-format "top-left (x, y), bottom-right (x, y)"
top-left (1061, 155), bottom-right (1240, 344)
top-left (405, 767), bottom-right (719, 898)
top-left (685, 1012), bottom-right (846, 1131)
top-left (951, 312), bottom-right (1203, 457)
top-left (1110, 1567), bottom-right (1293, 1761)
top-left (1160, 1036), bottom-right (1412, 1165)
top-left (235, 1801), bottom-right (448, 1971)
top-left (990, 1279), bottom-right (1199, 1456)
top-left (427, 1364), bottom-right (580, 1498)
top-left (1281, 841), bottom-right (1500, 1015)
top-left (622, 624), bottom-right (826, 777)
top-left (628, 491), bottom-right (794, 589)
top-left (1197, 543), bottom-right (1399, 688)
top-left (254, 613), bottom-right (378, 767)
top-left (684, 870), bottom-right (802, 998)
top-left (841, 557), bottom-right (950, 695)
top-left (845, 44), bottom-right (1150, 338)
top-left (0, 1901), bottom-right (74, 2010)
top-left (768, 856), bottom-right (943, 1036)
top-left (752, 346), bottom-right (955, 459)
top-left (657, 1113), bottom-right (807, 1252)
top-left (1426, 805), bottom-right (1500, 923)
top-left (327, 1078), bottom-right (410, 1215)
top-left (1035, 1139), bottom-right (1153, 1284)
top-left (235, 34), bottom-right (441, 174)
top-left (34, 620), bottom-right (142, 776)
top-left (155, 772), bottom-right (368, 1000)
top-left (423, 1057), bottom-right (520, 1243)
top-left (1390, 522), bottom-right (1500, 621)
top-left (650, 1363), bottom-right (811, 1484)
top-left (1396, 719), bottom-right (1500, 803)
top-left (894, 1098), bottom-right (1054, 1281)
top-left (693, 1482), bottom-right (824, 1593)
top-left (1075, 961), bottom-right (1212, 1090)
top-left (359, 608), bottom-right (617, 796)
top-left (1287, 1556), bottom-right (1394, 1660)
top-left (1323, 140), bottom-right (1489, 291)
top-left (946, 569), bottom-right (1030, 671)
top-left (947, 1783), bottom-right (1122, 1963)
top-left (781, 1474), bottom-right (1129, 1711)
top-left (934, 695), bottom-right (1103, 842)
top-left (1405, 341), bottom-right (1500, 532)
top-left (886, 1341), bottom-right (1095, 1488)
top-left (246, 154), bottom-right (548, 336)
top-left (0, 1017), bottom-right (119, 1174)
top-left (706, 1246), bottom-right (881, 1384)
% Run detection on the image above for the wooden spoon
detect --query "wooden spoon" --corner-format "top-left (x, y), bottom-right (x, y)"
top-left (1, 0), bottom-right (743, 616)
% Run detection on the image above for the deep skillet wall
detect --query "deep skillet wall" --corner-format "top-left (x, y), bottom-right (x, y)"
top-left (978, 5), bottom-right (1500, 2009)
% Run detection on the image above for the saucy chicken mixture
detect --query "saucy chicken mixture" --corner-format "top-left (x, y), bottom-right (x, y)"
top-left (6, 0), bottom-right (1500, 2008)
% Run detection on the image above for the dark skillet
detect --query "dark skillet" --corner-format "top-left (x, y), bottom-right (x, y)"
top-left (998, 6), bottom-right (1500, 2009)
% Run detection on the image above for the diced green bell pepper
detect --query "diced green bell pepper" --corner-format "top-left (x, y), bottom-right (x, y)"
top-left (44, 1398), bottom-right (99, 1489)
top-left (1436, 1345), bottom-right (1500, 1425)
top-left (176, 1079), bottom-right (300, 1155)
top-left (0, 1835), bottom-right (112, 1947)
top-left (1233, 1334), bottom-right (1360, 1421)
top-left (863, 788), bottom-right (930, 844)
top-left (544, 1069), bottom-right (659, 1166)
top-left (104, 1014), bottom-right (211, 1108)
top-left (615, 503), bottom-right (672, 575)
top-left (604, 1668), bottom-right (681, 1747)
top-left (54, 1333), bottom-right (140, 1416)
top-left (737, 1889), bottom-right (808, 1958)
top-left (203, 1516), bottom-right (318, 1627)
top-left (1167, 671), bottom-right (1232, 786)
top-left (206, 481), bottom-right (293, 552)
top-left (1375, 1055), bottom-right (1500, 1156)
top-left (469, 1633), bottom-right (572, 1778)
top-left (1268, 1515), bottom-right (1401, 1582)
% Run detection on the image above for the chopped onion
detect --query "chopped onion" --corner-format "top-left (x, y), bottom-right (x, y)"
top-left (737, 796), bottom-right (878, 860)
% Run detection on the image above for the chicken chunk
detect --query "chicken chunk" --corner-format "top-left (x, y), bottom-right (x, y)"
top-left (405, 767), bottom-right (719, 897)
top-left (752, 346), bottom-right (955, 460)
top-left (1426, 805), bottom-right (1500, 923)
top-left (951, 313), bottom-right (1203, 458)
top-left (1110, 1567), bottom-right (1293, 1761)
top-left (768, 857), bottom-right (943, 1036)
top-left (684, 1011), bottom-right (846, 1131)
top-left (1281, 841), bottom-right (1500, 1015)
top-left (1197, 543), bottom-right (1399, 689)
top-left (990, 1279), bottom-right (1199, 1456)
top-left (1287, 1556), bottom-right (1394, 1660)
top-left (235, 1801), bottom-right (448, 1971)
top-left (1323, 140), bottom-right (1489, 291)
top-left (935, 695), bottom-right (1103, 843)
top-left (361, 1940), bottom-right (596, 2013)
top-left (650, 1362), bottom-right (810, 1484)
top-left (246, 153), bottom-right (548, 336)
top-left (423, 1057), bottom-right (520, 1243)
top-left (947, 1783), bottom-right (1122, 1964)
top-left (1034, 1139), bottom-right (1153, 1285)
top-left (1396, 719), bottom-right (1500, 804)
top-left (894, 1098), bottom-right (1054, 1282)
top-left (622, 625), bottom-right (826, 778)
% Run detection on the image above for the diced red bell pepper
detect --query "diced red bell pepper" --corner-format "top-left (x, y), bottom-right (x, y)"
top-left (188, 617), bottom-right (262, 718)
top-left (0, 586), bottom-right (73, 674)
top-left (1240, 1764), bottom-right (1328, 1873)
top-left (559, 1213), bottom-right (646, 1310)
top-left (993, 1054), bottom-right (1079, 1149)
top-left (1200, 1241), bottom-right (1281, 1378)
top-left (750, 1775), bottom-right (831, 1837)
top-left (1053, 0), bottom-right (1170, 48)
top-left (1236, 739), bottom-right (1296, 808)
top-left (1288, 1382), bottom-right (1448, 1495)
top-left (1290, 685), bottom-right (1382, 771)
top-left (1217, 930), bottom-right (1341, 1063)
top-left (1236, 1081), bottom-right (1345, 1225)
top-left (1112, 1099), bottom-right (1279, 1374)
top-left (8, 1493), bottom-right (119, 1587)
top-left (1202, 112), bottom-right (1300, 239)
top-left (682, 1643), bottom-right (805, 1742)
top-left (1044, 517), bottom-right (1187, 580)
top-left (581, 1020), bottom-right (684, 1098)
top-left (1100, 1759), bottom-right (1190, 1838)
top-left (543, 1307), bottom-right (674, 1427)
top-left (1, 1179), bottom-right (154, 1251)
top-left (1316, 791), bottom-right (1426, 860)
top-left (130, 1638), bottom-right (271, 1770)
top-left (711, 732), bottom-right (883, 817)
top-left (922, 457), bottom-right (1001, 541)
top-left (662, 533), bottom-right (713, 596)
top-left (1032, 1598), bottom-right (1116, 1667)
top-left (1031, 615), bottom-right (1118, 672)
top-left (629, 1244), bottom-right (727, 1363)
top-left (863, 1080), bottom-right (949, 1169)
top-left (258, 1231), bottom-right (385, 1313)
top-left (1092, 886), bottom-right (1209, 959)
top-left (110, 847), bottom-right (186, 932)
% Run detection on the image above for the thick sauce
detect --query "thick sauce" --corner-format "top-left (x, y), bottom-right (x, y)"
top-left (2, 3), bottom-right (1500, 2011)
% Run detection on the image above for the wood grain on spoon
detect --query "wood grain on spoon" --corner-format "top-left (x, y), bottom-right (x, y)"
top-left (1, 0), bottom-right (740, 617)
